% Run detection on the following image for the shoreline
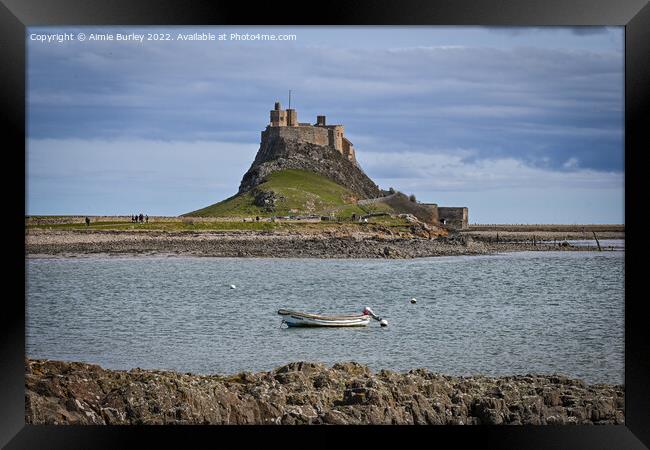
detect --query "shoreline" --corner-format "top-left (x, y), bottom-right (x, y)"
top-left (25, 229), bottom-right (622, 259)
top-left (25, 358), bottom-right (624, 425)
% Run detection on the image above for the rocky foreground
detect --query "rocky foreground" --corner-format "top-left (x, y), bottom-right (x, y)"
top-left (25, 229), bottom-right (604, 258)
top-left (26, 359), bottom-right (624, 425)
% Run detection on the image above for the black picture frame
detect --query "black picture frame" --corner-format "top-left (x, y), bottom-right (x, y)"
top-left (3, 0), bottom-right (648, 448)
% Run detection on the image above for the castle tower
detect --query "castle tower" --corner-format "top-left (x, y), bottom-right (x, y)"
top-left (327, 125), bottom-right (344, 151)
top-left (270, 101), bottom-right (287, 126)
top-left (342, 137), bottom-right (355, 162)
top-left (286, 108), bottom-right (298, 126)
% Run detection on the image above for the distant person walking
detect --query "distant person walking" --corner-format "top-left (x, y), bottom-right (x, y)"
top-left (85, 216), bottom-right (90, 227)
top-left (139, 213), bottom-right (144, 223)
top-left (145, 215), bottom-right (149, 223)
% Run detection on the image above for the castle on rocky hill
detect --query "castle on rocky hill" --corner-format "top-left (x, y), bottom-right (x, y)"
top-left (238, 101), bottom-right (469, 229)
top-left (263, 102), bottom-right (357, 164)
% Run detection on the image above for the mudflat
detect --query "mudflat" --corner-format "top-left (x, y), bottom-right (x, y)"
top-left (25, 217), bottom-right (622, 258)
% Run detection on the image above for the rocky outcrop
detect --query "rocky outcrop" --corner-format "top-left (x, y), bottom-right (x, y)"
top-left (252, 189), bottom-right (285, 212)
top-left (238, 136), bottom-right (381, 199)
top-left (25, 359), bottom-right (624, 425)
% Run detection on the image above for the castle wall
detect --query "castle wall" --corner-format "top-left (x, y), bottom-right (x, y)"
top-left (265, 104), bottom-right (355, 164)
top-left (262, 125), bottom-right (330, 147)
top-left (342, 138), bottom-right (354, 162)
top-left (438, 207), bottom-right (468, 229)
top-left (327, 129), bottom-right (335, 150)
top-left (326, 125), bottom-right (344, 151)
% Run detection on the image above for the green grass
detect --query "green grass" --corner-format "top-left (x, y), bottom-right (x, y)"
top-left (26, 169), bottom-right (424, 231)
top-left (27, 221), bottom-right (281, 232)
top-left (184, 169), bottom-right (369, 218)
top-left (26, 217), bottom-right (413, 232)
top-left (27, 215), bottom-right (80, 219)
top-left (26, 221), bottom-right (126, 229)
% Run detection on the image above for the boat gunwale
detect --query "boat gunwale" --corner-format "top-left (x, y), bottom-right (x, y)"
top-left (277, 309), bottom-right (369, 321)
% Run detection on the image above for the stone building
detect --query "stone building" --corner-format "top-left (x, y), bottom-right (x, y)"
top-left (263, 102), bottom-right (357, 164)
top-left (435, 206), bottom-right (469, 229)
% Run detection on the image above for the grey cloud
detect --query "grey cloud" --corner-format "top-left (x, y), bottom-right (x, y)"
top-left (28, 31), bottom-right (623, 175)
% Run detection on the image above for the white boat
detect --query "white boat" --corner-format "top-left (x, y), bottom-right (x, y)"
top-left (278, 308), bottom-right (372, 327)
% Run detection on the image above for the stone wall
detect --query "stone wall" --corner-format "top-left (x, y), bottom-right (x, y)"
top-left (326, 125), bottom-right (344, 151)
top-left (286, 109), bottom-right (298, 126)
top-left (261, 125), bottom-right (353, 163)
top-left (261, 126), bottom-right (330, 148)
top-left (438, 207), bottom-right (469, 229)
top-left (342, 137), bottom-right (355, 162)
top-left (270, 109), bottom-right (287, 127)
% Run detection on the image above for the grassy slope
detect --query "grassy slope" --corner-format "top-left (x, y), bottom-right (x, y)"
top-left (185, 169), bottom-right (390, 218)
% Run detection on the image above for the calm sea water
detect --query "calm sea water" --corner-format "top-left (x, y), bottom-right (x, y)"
top-left (546, 239), bottom-right (624, 250)
top-left (26, 251), bottom-right (624, 384)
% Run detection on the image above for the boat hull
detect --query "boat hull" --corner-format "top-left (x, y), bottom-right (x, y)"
top-left (278, 309), bottom-right (371, 327)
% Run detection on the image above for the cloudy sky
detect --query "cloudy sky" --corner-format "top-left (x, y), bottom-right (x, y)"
top-left (27, 26), bottom-right (624, 223)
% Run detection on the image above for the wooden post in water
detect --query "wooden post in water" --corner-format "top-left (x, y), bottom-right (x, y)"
top-left (592, 231), bottom-right (602, 251)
